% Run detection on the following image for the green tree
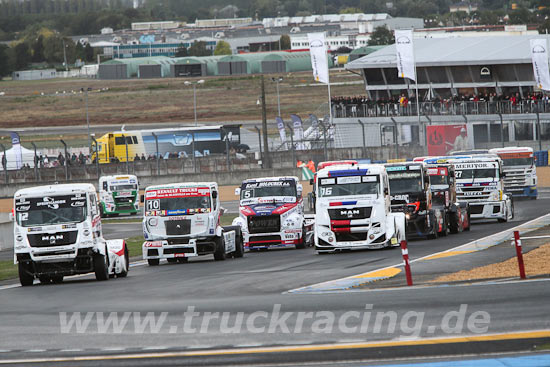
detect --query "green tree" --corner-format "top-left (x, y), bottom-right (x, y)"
top-left (175, 43), bottom-right (188, 57)
top-left (0, 44), bottom-right (14, 77)
top-left (339, 7), bottom-right (362, 14)
top-left (14, 42), bottom-right (31, 70)
top-left (75, 41), bottom-right (85, 61)
top-left (213, 40), bottom-right (231, 55)
top-left (84, 43), bottom-right (94, 62)
top-left (188, 41), bottom-right (211, 57)
top-left (31, 34), bottom-right (45, 62)
top-left (368, 26), bottom-right (394, 46)
top-left (279, 34), bottom-right (291, 50)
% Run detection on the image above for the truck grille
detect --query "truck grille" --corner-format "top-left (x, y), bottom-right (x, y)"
top-left (27, 231), bottom-right (78, 247)
top-left (165, 220), bottom-right (191, 235)
top-left (248, 215), bottom-right (280, 234)
top-left (335, 232), bottom-right (368, 242)
top-left (115, 197), bottom-right (134, 207)
top-left (328, 207), bottom-right (372, 220)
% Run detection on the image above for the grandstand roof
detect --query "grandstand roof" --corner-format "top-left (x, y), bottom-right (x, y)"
top-left (346, 35), bottom-right (550, 69)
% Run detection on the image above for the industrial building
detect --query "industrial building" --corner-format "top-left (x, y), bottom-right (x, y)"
top-left (97, 50), bottom-right (328, 79)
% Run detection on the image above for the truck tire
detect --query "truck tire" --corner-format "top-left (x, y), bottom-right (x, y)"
top-left (214, 236), bottom-right (226, 261)
top-left (296, 227), bottom-right (307, 249)
top-left (118, 248), bottom-right (129, 277)
top-left (93, 252), bottom-right (109, 281)
top-left (147, 259), bottom-right (160, 266)
top-left (449, 211), bottom-right (460, 234)
top-left (234, 231), bottom-right (245, 258)
top-left (51, 275), bottom-right (64, 284)
top-left (18, 262), bottom-right (34, 287)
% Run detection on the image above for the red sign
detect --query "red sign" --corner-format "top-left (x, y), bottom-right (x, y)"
top-left (426, 124), bottom-right (467, 156)
top-left (145, 187), bottom-right (210, 199)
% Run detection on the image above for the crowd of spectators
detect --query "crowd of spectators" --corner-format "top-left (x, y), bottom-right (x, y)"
top-left (331, 92), bottom-right (550, 117)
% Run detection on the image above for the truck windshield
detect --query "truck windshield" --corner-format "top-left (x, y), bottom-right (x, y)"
top-left (456, 169), bottom-right (497, 179)
top-left (429, 175), bottom-right (449, 185)
top-left (318, 176), bottom-right (379, 197)
top-left (110, 184), bottom-right (137, 191)
top-left (388, 172), bottom-right (423, 194)
top-left (15, 195), bottom-right (87, 227)
top-left (241, 180), bottom-right (296, 199)
top-left (500, 157), bottom-right (534, 167)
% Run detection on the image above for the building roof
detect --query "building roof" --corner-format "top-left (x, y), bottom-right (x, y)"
top-left (346, 35), bottom-right (550, 69)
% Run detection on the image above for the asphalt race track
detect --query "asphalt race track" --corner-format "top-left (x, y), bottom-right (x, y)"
top-left (0, 199), bottom-right (549, 366)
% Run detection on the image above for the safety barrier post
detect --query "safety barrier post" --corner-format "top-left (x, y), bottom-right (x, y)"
top-left (400, 240), bottom-right (413, 286)
top-left (513, 231), bottom-right (526, 279)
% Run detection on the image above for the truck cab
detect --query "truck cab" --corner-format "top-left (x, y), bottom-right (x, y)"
top-left (314, 163), bottom-right (405, 253)
top-left (385, 162), bottom-right (445, 239)
top-left (99, 175), bottom-right (140, 217)
top-left (13, 184), bottom-right (128, 286)
top-left (424, 161), bottom-right (471, 233)
top-left (489, 147), bottom-right (537, 199)
top-left (452, 156), bottom-right (514, 222)
top-left (142, 182), bottom-right (244, 265)
top-left (232, 176), bottom-right (306, 250)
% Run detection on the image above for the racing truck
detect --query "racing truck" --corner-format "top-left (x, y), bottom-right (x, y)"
top-left (142, 182), bottom-right (244, 265)
top-left (489, 147), bottom-right (537, 199)
top-left (385, 162), bottom-right (446, 239)
top-left (232, 176), bottom-right (308, 250)
top-left (452, 156), bottom-right (514, 222)
top-left (423, 160), bottom-right (471, 233)
top-left (99, 175), bottom-right (140, 217)
top-left (314, 163), bottom-right (406, 253)
top-left (12, 184), bottom-right (129, 286)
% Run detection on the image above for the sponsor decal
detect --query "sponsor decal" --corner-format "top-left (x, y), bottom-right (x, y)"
top-left (386, 166), bottom-right (407, 172)
top-left (16, 205), bottom-right (30, 212)
top-left (244, 181), bottom-right (292, 189)
top-left (71, 201), bottom-right (85, 207)
top-left (388, 172), bottom-right (421, 179)
top-left (455, 163), bottom-right (496, 169)
top-left (27, 227), bottom-right (42, 232)
top-left (144, 241), bottom-right (163, 247)
top-left (392, 194), bottom-right (410, 201)
top-left (146, 187), bottom-right (210, 199)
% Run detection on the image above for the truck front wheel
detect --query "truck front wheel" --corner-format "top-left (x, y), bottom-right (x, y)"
top-left (214, 236), bottom-right (226, 261)
top-left (93, 252), bottom-right (109, 281)
top-left (18, 262), bottom-right (34, 286)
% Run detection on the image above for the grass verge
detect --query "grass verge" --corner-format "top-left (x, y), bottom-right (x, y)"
top-left (0, 260), bottom-right (17, 282)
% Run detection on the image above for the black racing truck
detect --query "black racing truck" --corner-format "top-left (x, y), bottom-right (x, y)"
top-left (424, 162), bottom-right (471, 233)
top-left (385, 162), bottom-right (447, 239)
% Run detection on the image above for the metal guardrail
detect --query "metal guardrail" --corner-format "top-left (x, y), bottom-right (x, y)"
top-left (332, 100), bottom-right (550, 118)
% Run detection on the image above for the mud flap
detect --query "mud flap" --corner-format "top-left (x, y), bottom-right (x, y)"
top-left (223, 231), bottom-right (236, 253)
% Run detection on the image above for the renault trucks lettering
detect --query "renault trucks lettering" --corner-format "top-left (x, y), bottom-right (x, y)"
top-left (314, 164), bottom-right (406, 253)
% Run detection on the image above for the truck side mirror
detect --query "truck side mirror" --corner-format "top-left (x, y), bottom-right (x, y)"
top-left (384, 187), bottom-right (389, 196)
top-left (8, 210), bottom-right (14, 221)
top-left (297, 184), bottom-right (303, 197)
top-left (234, 187), bottom-right (241, 196)
top-left (140, 194), bottom-right (145, 202)
top-left (309, 178), bottom-right (314, 185)
top-left (212, 191), bottom-right (218, 199)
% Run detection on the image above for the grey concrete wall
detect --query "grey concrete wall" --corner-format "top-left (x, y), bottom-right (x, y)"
top-left (0, 222), bottom-right (13, 251)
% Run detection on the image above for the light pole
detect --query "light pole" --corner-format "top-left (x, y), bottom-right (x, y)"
top-left (271, 77), bottom-right (283, 116)
top-left (185, 80), bottom-right (204, 126)
top-left (81, 87), bottom-right (92, 155)
top-left (62, 38), bottom-right (68, 72)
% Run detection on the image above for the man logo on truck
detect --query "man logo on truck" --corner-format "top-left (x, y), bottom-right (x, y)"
top-left (340, 209), bottom-right (360, 218)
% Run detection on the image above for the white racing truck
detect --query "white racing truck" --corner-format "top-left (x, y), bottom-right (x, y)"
top-left (99, 175), bottom-right (140, 217)
top-left (453, 156), bottom-right (514, 222)
top-left (142, 182), bottom-right (244, 265)
top-left (232, 176), bottom-right (308, 250)
top-left (489, 147), bottom-right (537, 199)
top-left (12, 184), bottom-right (129, 286)
top-left (314, 163), bottom-right (406, 253)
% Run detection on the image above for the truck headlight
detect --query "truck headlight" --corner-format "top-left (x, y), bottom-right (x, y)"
top-left (148, 218), bottom-right (158, 227)
top-left (282, 219), bottom-right (295, 228)
top-left (16, 235), bottom-right (23, 242)
top-left (83, 229), bottom-right (90, 237)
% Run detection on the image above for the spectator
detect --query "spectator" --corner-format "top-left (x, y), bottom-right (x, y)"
top-left (57, 152), bottom-right (65, 166)
top-left (134, 153), bottom-right (140, 161)
top-left (141, 153), bottom-right (146, 160)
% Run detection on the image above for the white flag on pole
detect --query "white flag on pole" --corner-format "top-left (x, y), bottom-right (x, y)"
top-left (530, 38), bottom-right (550, 91)
top-left (276, 116), bottom-right (286, 143)
top-left (307, 32), bottom-right (329, 84)
top-left (394, 29), bottom-right (416, 82)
